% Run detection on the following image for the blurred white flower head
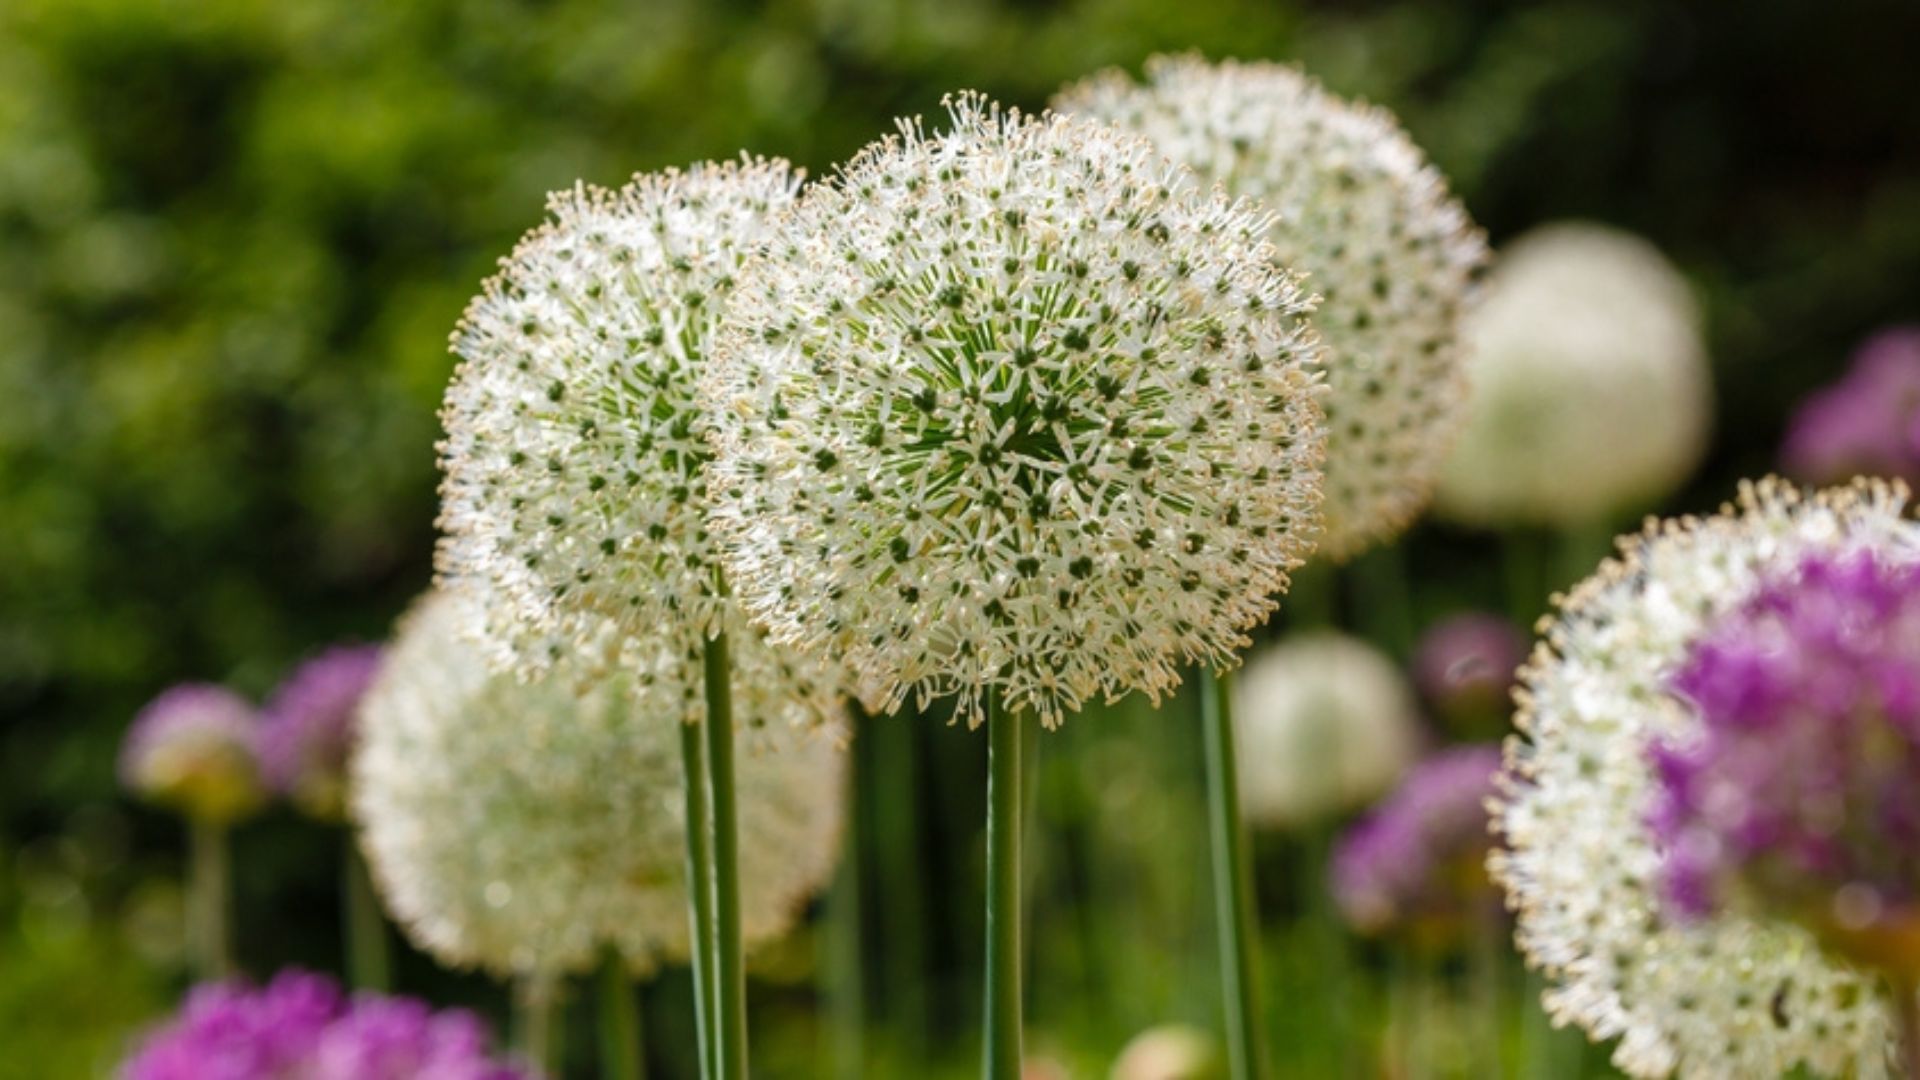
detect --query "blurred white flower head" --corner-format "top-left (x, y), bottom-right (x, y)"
top-left (1232, 632), bottom-right (1421, 827)
top-left (704, 92), bottom-right (1328, 730)
top-left (1058, 54), bottom-right (1488, 560)
top-left (437, 158), bottom-right (801, 680)
top-left (352, 589), bottom-right (847, 981)
top-left (1438, 221), bottom-right (1710, 527)
top-left (1494, 478), bottom-right (1920, 1078)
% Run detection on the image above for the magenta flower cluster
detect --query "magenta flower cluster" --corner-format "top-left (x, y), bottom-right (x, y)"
top-left (1781, 326), bottom-right (1920, 487)
top-left (1331, 744), bottom-right (1503, 936)
top-left (120, 969), bottom-right (530, 1080)
top-left (1653, 549), bottom-right (1920, 929)
top-left (260, 645), bottom-right (385, 817)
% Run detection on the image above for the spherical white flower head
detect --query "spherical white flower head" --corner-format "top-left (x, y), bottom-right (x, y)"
top-left (1232, 632), bottom-right (1421, 827)
top-left (1494, 478), bottom-right (1920, 1079)
top-left (1056, 55), bottom-right (1487, 561)
top-left (1437, 222), bottom-right (1711, 528)
top-left (352, 590), bottom-right (847, 981)
top-left (438, 159), bottom-right (802, 676)
top-left (704, 93), bottom-right (1327, 730)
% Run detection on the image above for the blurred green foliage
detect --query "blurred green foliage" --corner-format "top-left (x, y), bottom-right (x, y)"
top-left (2, 0), bottom-right (1919, 1074)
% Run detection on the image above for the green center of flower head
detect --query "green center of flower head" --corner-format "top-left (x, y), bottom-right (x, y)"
top-left (705, 93), bottom-right (1328, 728)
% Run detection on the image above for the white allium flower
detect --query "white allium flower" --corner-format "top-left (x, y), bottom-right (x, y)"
top-left (1232, 632), bottom-right (1421, 827)
top-left (437, 158), bottom-right (802, 677)
top-left (1057, 55), bottom-right (1488, 561)
top-left (704, 93), bottom-right (1327, 730)
top-left (352, 590), bottom-right (847, 980)
top-left (1493, 478), bottom-right (1920, 1079)
top-left (1437, 222), bottom-right (1711, 528)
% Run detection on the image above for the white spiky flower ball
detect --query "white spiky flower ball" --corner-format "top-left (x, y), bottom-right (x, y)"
top-left (352, 590), bottom-right (848, 981)
top-left (1232, 632), bottom-right (1421, 828)
top-left (1056, 55), bottom-right (1487, 561)
top-left (437, 158), bottom-right (802, 678)
top-left (1493, 479), bottom-right (1920, 1079)
top-left (1437, 222), bottom-right (1711, 528)
top-left (704, 93), bottom-right (1327, 730)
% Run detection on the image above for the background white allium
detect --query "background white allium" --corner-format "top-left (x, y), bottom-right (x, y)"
top-left (1437, 222), bottom-right (1711, 528)
top-left (1057, 55), bottom-right (1488, 560)
top-left (437, 158), bottom-right (801, 677)
top-left (703, 93), bottom-right (1327, 730)
top-left (1231, 632), bottom-right (1420, 828)
top-left (1494, 479), bottom-right (1920, 1079)
top-left (352, 590), bottom-right (847, 981)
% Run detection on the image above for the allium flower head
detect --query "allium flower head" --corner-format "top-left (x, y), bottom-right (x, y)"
top-left (353, 590), bottom-right (847, 980)
top-left (119, 968), bottom-right (527, 1080)
top-left (260, 644), bottom-right (384, 821)
top-left (1437, 222), bottom-right (1710, 528)
top-left (438, 158), bottom-right (801, 677)
top-left (1056, 55), bottom-right (1488, 560)
top-left (1493, 478), bottom-right (1920, 1078)
top-left (704, 92), bottom-right (1327, 730)
top-left (1411, 612), bottom-right (1527, 737)
top-left (120, 684), bottom-right (266, 825)
top-left (1782, 327), bottom-right (1920, 488)
top-left (1652, 549), bottom-right (1920, 975)
top-left (1231, 632), bottom-right (1420, 827)
top-left (1332, 744), bottom-right (1502, 942)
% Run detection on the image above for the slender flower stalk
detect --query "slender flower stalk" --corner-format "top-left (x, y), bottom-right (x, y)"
top-left (598, 947), bottom-right (645, 1080)
top-left (700, 622), bottom-right (747, 1080)
top-left (679, 718), bottom-right (717, 1080)
top-left (343, 838), bottom-right (390, 992)
top-left (513, 976), bottom-right (561, 1076)
top-left (188, 817), bottom-right (233, 979)
top-left (983, 690), bottom-right (1023, 1079)
top-left (1201, 668), bottom-right (1267, 1080)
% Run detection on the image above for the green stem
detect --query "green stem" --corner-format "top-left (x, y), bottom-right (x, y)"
top-left (1301, 826), bottom-right (1349, 1077)
top-left (983, 689), bottom-right (1024, 1079)
top-left (1201, 668), bottom-right (1268, 1080)
top-left (598, 948), bottom-right (645, 1080)
top-left (513, 976), bottom-right (563, 1077)
top-left (827, 776), bottom-right (865, 1080)
top-left (344, 838), bottom-right (390, 990)
top-left (188, 817), bottom-right (232, 980)
top-left (679, 719), bottom-right (717, 1080)
top-left (702, 626), bottom-right (748, 1080)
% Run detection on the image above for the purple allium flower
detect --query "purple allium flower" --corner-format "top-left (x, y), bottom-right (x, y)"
top-left (120, 969), bottom-right (530, 1080)
top-left (1782, 326), bottom-right (1920, 487)
top-left (1331, 744), bottom-right (1503, 940)
top-left (120, 684), bottom-right (266, 825)
top-left (1411, 613), bottom-right (1527, 736)
top-left (1653, 548), bottom-right (1920, 968)
top-left (261, 645), bottom-right (384, 821)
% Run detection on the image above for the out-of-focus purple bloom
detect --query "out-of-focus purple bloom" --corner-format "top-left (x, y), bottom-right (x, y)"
top-left (121, 969), bottom-right (531, 1080)
top-left (1411, 613), bottom-right (1527, 736)
top-left (1331, 745), bottom-right (1503, 942)
top-left (119, 684), bottom-right (266, 825)
top-left (261, 645), bottom-right (384, 821)
top-left (1781, 326), bottom-right (1920, 487)
top-left (1653, 549), bottom-right (1920, 971)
